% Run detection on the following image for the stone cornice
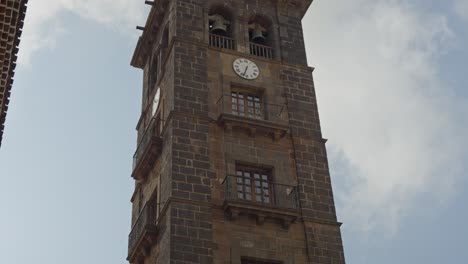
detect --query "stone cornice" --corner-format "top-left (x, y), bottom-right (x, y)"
top-left (278, 0), bottom-right (314, 18)
top-left (131, 0), bottom-right (170, 69)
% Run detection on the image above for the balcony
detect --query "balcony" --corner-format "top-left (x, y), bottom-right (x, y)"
top-left (249, 42), bottom-right (273, 59)
top-left (127, 200), bottom-right (159, 263)
top-left (132, 116), bottom-right (163, 181)
top-left (223, 175), bottom-right (300, 228)
top-left (216, 94), bottom-right (289, 140)
top-left (209, 34), bottom-right (235, 50)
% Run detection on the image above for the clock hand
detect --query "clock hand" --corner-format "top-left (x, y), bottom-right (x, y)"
top-left (243, 66), bottom-right (249, 76)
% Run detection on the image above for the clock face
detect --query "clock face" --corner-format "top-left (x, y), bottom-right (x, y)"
top-left (233, 58), bottom-right (260, 80)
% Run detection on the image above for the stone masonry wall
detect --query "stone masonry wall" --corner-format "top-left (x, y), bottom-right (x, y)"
top-left (131, 1), bottom-right (176, 262)
top-left (281, 65), bottom-right (345, 263)
top-left (130, 0), bottom-right (346, 263)
top-left (168, 1), bottom-right (215, 262)
top-left (277, 5), bottom-right (308, 66)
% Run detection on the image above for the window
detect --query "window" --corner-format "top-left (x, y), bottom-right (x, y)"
top-left (148, 52), bottom-right (159, 94)
top-left (138, 187), bottom-right (144, 213)
top-left (151, 87), bottom-right (160, 116)
top-left (236, 166), bottom-right (272, 204)
top-left (161, 26), bottom-right (169, 60)
top-left (241, 258), bottom-right (281, 264)
top-left (153, 186), bottom-right (160, 221)
top-left (231, 91), bottom-right (263, 119)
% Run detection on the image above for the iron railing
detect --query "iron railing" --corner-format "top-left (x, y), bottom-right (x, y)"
top-left (216, 94), bottom-right (288, 125)
top-left (209, 34), bottom-right (235, 50)
top-left (223, 175), bottom-right (299, 210)
top-left (249, 42), bottom-right (274, 59)
top-left (133, 116), bottom-right (162, 170)
top-left (128, 200), bottom-right (158, 255)
top-left (136, 86), bottom-right (161, 153)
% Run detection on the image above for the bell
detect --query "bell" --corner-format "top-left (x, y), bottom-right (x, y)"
top-left (209, 15), bottom-right (229, 36)
top-left (251, 28), bottom-right (266, 44)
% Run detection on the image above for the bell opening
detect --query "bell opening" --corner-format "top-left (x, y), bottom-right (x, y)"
top-left (210, 25), bottom-right (229, 37)
top-left (250, 30), bottom-right (267, 45)
top-left (209, 14), bottom-right (230, 37)
top-left (248, 22), bottom-right (270, 46)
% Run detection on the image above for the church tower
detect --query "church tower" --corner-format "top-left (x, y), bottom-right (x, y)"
top-left (128, 1), bottom-right (346, 263)
top-left (0, 0), bottom-right (28, 147)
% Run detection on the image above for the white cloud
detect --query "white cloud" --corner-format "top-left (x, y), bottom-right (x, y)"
top-left (304, 0), bottom-right (467, 233)
top-left (16, 0), bottom-right (467, 237)
top-left (19, 0), bottom-right (146, 65)
top-left (454, 0), bottom-right (468, 20)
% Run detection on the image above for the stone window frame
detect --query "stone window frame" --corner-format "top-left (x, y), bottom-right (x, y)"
top-left (225, 148), bottom-right (294, 200)
top-left (230, 90), bottom-right (263, 120)
top-left (230, 248), bottom-right (290, 264)
top-left (151, 181), bottom-right (161, 221)
top-left (241, 257), bottom-right (283, 264)
top-left (229, 83), bottom-right (265, 114)
top-left (148, 22), bottom-right (171, 97)
top-left (234, 164), bottom-right (274, 205)
top-left (148, 51), bottom-right (159, 96)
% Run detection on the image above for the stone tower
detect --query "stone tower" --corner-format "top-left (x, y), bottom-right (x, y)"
top-left (127, 1), bottom-right (346, 263)
top-left (0, 0), bottom-right (28, 147)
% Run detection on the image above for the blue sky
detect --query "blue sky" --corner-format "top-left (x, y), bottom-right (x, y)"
top-left (1, 0), bottom-right (467, 263)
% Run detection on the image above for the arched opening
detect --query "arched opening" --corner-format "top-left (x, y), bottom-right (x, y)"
top-left (248, 15), bottom-right (274, 59)
top-left (148, 52), bottom-right (159, 95)
top-left (208, 5), bottom-right (235, 50)
top-left (160, 25), bottom-right (169, 60)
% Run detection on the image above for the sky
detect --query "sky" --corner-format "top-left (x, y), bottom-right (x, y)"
top-left (1, 0), bottom-right (468, 263)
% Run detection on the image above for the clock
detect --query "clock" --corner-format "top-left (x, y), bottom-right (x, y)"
top-left (233, 58), bottom-right (260, 80)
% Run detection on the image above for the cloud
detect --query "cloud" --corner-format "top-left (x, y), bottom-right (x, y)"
top-left (19, 0), bottom-right (146, 65)
top-left (17, 0), bottom-right (468, 236)
top-left (304, 0), bottom-right (467, 233)
top-left (454, 0), bottom-right (468, 20)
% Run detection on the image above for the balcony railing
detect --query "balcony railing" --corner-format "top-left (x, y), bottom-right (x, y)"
top-left (216, 94), bottom-right (288, 124)
top-left (132, 116), bottom-right (163, 180)
top-left (127, 200), bottom-right (158, 262)
top-left (216, 94), bottom-right (289, 139)
top-left (249, 42), bottom-right (273, 59)
top-left (209, 34), bottom-right (235, 50)
top-left (223, 175), bottom-right (299, 210)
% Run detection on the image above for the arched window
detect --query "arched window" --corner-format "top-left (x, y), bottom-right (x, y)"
top-left (208, 5), bottom-right (235, 50)
top-left (151, 87), bottom-right (160, 117)
top-left (248, 16), bottom-right (274, 59)
top-left (148, 52), bottom-right (159, 95)
top-left (160, 25), bottom-right (169, 61)
top-left (148, 24), bottom-right (169, 101)
top-left (209, 14), bottom-right (230, 37)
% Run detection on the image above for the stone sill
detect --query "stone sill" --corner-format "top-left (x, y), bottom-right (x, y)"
top-left (223, 200), bottom-right (300, 229)
top-left (217, 113), bottom-right (289, 141)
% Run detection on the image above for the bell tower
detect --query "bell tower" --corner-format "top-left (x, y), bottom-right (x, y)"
top-left (128, 1), bottom-right (346, 263)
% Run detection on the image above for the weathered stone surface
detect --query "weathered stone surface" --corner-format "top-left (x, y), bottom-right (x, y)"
top-left (128, 1), bottom-right (345, 263)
